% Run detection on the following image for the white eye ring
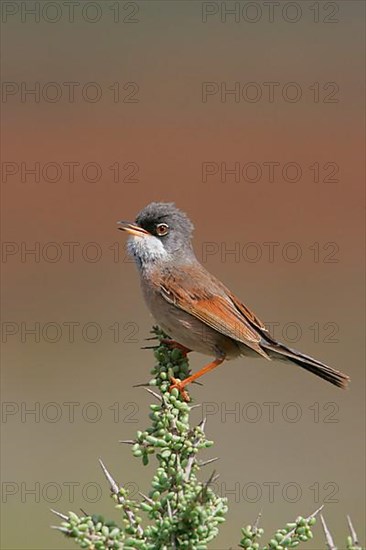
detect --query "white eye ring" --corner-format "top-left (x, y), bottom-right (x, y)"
top-left (156, 223), bottom-right (169, 236)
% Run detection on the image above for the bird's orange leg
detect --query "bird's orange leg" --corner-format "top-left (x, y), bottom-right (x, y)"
top-left (161, 339), bottom-right (191, 357)
top-left (169, 357), bottom-right (225, 402)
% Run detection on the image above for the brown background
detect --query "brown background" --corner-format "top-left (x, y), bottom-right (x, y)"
top-left (1, 1), bottom-right (365, 548)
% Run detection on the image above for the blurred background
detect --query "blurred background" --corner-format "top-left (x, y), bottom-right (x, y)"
top-left (1, 1), bottom-right (365, 548)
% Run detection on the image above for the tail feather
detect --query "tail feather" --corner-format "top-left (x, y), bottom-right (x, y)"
top-left (263, 341), bottom-right (350, 389)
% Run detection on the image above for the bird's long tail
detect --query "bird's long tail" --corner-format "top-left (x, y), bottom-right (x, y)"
top-left (262, 341), bottom-right (350, 389)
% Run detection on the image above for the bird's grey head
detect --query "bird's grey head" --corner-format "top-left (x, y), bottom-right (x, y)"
top-left (118, 202), bottom-right (195, 270)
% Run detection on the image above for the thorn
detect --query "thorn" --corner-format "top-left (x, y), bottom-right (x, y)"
top-left (347, 515), bottom-right (359, 545)
top-left (206, 469), bottom-right (216, 484)
top-left (50, 509), bottom-right (68, 520)
top-left (79, 508), bottom-right (88, 516)
top-left (282, 504), bottom-right (324, 544)
top-left (198, 457), bottom-right (219, 467)
top-left (133, 382), bottom-right (151, 388)
top-left (253, 508), bottom-right (262, 534)
top-left (200, 469), bottom-right (219, 502)
top-left (198, 417), bottom-right (207, 431)
top-left (211, 473), bottom-right (220, 483)
top-left (189, 403), bottom-right (202, 410)
top-left (145, 336), bottom-right (158, 341)
top-left (50, 526), bottom-right (69, 533)
top-left (308, 504), bottom-right (324, 519)
top-left (141, 345), bottom-right (158, 350)
top-left (167, 498), bottom-right (173, 520)
top-left (99, 462), bottom-right (144, 538)
top-left (119, 440), bottom-right (135, 445)
top-left (145, 388), bottom-right (162, 401)
top-left (191, 380), bottom-right (203, 387)
top-left (138, 491), bottom-right (154, 505)
top-left (99, 458), bottom-right (119, 495)
top-left (184, 455), bottom-right (195, 482)
top-left (320, 514), bottom-right (337, 550)
top-left (205, 469), bottom-right (220, 486)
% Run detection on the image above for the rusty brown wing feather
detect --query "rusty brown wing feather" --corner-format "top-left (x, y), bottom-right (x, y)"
top-left (226, 290), bottom-right (268, 333)
top-left (157, 264), bottom-right (269, 359)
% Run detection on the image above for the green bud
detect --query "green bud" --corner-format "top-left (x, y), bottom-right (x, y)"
top-left (160, 449), bottom-right (171, 459)
top-left (171, 348), bottom-right (183, 361)
top-left (140, 502), bottom-right (152, 512)
top-left (101, 525), bottom-right (109, 537)
top-left (146, 435), bottom-right (158, 445)
top-left (241, 526), bottom-right (252, 537)
top-left (176, 421), bottom-right (188, 432)
top-left (68, 511), bottom-right (79, 523)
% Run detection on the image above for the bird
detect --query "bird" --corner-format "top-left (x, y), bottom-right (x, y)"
top-left (118, 202), bottom-right (350, 401)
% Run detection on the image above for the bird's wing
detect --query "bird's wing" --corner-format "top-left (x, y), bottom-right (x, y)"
top-left (226, 290), bottom-right (268, 333)
top-left (156, 264), bottom-right (269, 359)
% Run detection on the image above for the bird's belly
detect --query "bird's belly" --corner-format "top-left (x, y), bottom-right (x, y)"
top-left (142, 282), bottom-right (240, 359)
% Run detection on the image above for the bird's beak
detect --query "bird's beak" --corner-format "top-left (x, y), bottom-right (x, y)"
top-left (117, 221), bottom-right (150, 237)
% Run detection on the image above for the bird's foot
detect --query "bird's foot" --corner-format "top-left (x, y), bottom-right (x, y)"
top-left (161, 339), bottom-right (191, 357)
top-left (169, 377), bottom-right (190, 402)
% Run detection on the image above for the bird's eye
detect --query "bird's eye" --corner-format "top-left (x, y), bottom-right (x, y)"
top-left (156, 223), bottom-right (169, 236)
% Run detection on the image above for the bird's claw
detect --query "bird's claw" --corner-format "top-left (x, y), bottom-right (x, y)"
top-left (169, 377), bottom-right (190, 402)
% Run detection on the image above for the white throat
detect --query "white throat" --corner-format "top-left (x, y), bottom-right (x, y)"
top-left (127, 234), bottom-right (169, 270)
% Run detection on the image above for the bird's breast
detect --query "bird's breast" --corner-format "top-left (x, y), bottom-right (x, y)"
top-left (140, 276), bottom-right (241, 359)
